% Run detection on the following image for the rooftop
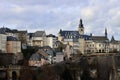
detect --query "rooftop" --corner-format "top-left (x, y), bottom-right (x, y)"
top-left (59, 30), bottom-right (92, 40)
top-left (7, 36), bottom-right (19, 41)
top-left (92, 36), bottom-right (108, 42)
top-left (33, 31), bottom-right (45, 37)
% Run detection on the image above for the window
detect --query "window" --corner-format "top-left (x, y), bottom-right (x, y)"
top-left (90, 44), bottom-right (91, 47)
top-left (99, 44), bottom-right (101, 47)
top-left (81, 29), bottom-right (83, 31)
top-left (86, 45), bottom-right (88, 47)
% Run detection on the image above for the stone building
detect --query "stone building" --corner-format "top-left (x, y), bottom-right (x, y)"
top-left (58, 19), bottom-right (119, 54)
top-left (0, 29), bottom-right (7, 53)
top-left (29, 49), bottom-right (49, 67)
top-left (46, 34), bottom-right (57, 48)
top-left (63, 43), bottom-right (73, 60)
top-left (0, 27), bottom-right (28, 51)
top-left (58, 19), bottom-right (92, 54)
top-left (0, 53), bottom-right (14, 65)
top-left (6, 36), bottom-right (21, 53)
top-left (27, 31), bottom-right (46, 47)
top-left (109, 36), bottom-right (120, 52)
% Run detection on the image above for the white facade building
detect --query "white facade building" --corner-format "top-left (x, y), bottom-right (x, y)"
top-left (46, 34), bottom-right (57, 48)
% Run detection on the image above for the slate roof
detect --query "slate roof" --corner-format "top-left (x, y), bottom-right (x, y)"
top-left (18, 31), bottom-right (27, 34)
top-left (29, 49), bottom-right (49, 61)
top-left (54, 41), bottom-right (61, 44)
top-left (12, 29), bottom-right (18, 33)
top-left (33, 31), bottom-right (45, 37)
top-left (91, 36), bottom-right (110, 44)
top-left (59, 30), bottom-right (92, 41)
top-left (7, 36), bottom-right (19, 41)
top-left (110, 36), bottom-right (119, 44)
top-left (0, 27), bottom-right (27, 34)
top-left (92, 36), bottom-right (108, 42)
top-left (0, 27), bottom-right (20, 34)
top-left (46, 34), bottom-right (56, 37)
top-left (0, 28), bottom-right (6, 34)
top-left (29, 53), bottom-right (44, 61)
top-left (0, 27), bottom-right (13, 33)
top-left (28, 33), bottom-right (33, 39)
top-left (37, 49), bottom-right (49, 58)
top-left (80, 35), bottom-right (92, 40)
top-left (40, 46), bottom-right (56, 56)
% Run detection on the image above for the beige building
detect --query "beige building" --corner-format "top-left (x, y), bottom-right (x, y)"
top-left (28, 31), bottom-right (46, 47)
top-left (58, 19), bottom-right (110, 54)
top-left (58, 19), bottom-right (92, 54)
top-left (7, 36), bottom-right (21, 54)
top-left (0, 27), bottom-right (27, 48)
top-left (27, 33), bottom-right (33, 46)
top-left (63, 43), bottom-right (73, 60)
top-left (109, 36), bottom-right (120, 52)
top-left (0, 33), bottom-right (7, 53)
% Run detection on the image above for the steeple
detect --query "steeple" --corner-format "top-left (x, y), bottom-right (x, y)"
top-left (105, 28), bottom-right (107, 37)
top-left (78, 19), bottom-right (84, 35)
top-left (60, 29), bottom-right (62, 32)
top-left (79, 19), bottom-right (84, 28)
top-left (59, 29), bottom-right (62, 33)
top-left (111, 35), bottom-right (115, 42)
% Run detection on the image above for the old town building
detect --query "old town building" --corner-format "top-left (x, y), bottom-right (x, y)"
top-left (58, 19), bottom-right (120, 54)
top-left (27, 31), bottom-right (46, 47)
top-left (46, 34), bottom-right (57, 48)
top-left (6, 36), bottom-right (21, 53)
top-left (0, 29), bottom-right (7, 53)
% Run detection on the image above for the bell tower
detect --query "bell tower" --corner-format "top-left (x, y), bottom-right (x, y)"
top-left (78, 19), bottom-right (84, 35)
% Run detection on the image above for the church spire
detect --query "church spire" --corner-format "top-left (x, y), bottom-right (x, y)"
top-left (111, 35), bottom-right (115, 42)
top-left (105, 28), bottom-right (107, 37)
top-left (79, 19), bottom-right (84, 28)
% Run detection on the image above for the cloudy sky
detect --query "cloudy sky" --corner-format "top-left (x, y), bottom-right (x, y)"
top-left (0, 0), bottom-right (120, 39)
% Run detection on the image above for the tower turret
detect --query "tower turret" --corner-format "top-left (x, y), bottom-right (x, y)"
top-left (105, 28), bottom-right (107, 37)
top-left (111, 35), bottom-right (115, 42)
top-left (78, 19), bottom-right (84, 35)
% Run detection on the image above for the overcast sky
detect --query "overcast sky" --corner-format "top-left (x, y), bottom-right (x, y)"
top-left (0, 0), bottom-right (120, 40)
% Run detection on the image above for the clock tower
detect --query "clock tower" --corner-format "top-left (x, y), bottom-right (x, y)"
top-left (78, 19), bottom-right (84, 35)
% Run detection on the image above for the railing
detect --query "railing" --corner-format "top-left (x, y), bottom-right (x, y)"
top-left (8, 65), bottom-right (21, 69)
top-left (0, 66), bottom-right (6, 70)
